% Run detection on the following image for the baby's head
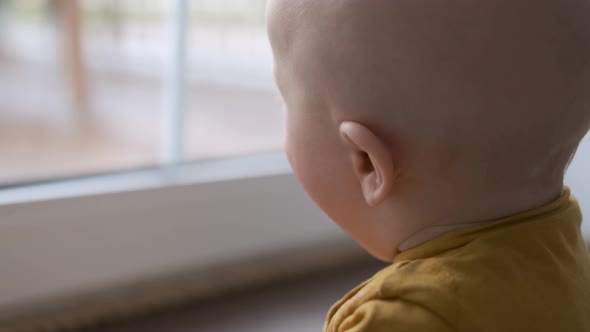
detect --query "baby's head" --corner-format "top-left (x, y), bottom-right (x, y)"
top-left (267, 0), bottom-right (590, 261)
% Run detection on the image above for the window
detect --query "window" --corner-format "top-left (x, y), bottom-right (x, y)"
top-left (0, 0), bottom-right (283, 186)
top-left (185, 1), bottom-right (284, 160)
top-left (1, 0), bottom-right (158, 185)
top-left (0, 1), bottom-right (350, 322)
top-left (565, 134), bottom-right (590, 235)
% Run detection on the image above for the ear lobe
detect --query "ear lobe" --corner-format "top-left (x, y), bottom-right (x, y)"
top-left (340, 121), bottom-right (395, 207)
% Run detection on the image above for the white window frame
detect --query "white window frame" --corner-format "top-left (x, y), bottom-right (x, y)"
top-left (0, 153), bottom-right (359, 317)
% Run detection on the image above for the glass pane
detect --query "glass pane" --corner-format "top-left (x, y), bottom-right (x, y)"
top-left (0, 0), bottom-right (163, 185)
top-left (185, 0), bottom-right (284, 160)
top-left (566, 134), bottom-right (590, 236)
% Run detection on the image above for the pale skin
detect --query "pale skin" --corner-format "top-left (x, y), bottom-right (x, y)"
top-left (267, 0), bottom-right (590, 261)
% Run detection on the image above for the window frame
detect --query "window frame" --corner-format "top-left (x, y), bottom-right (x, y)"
top-left (0, 152), bottom-right (358, 316)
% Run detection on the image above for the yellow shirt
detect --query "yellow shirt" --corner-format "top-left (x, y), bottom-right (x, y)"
top-left (324, 189), bottom-right (590, 332)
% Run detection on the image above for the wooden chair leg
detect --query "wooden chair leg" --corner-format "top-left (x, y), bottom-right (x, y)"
top-left (58, 0), bottom-right (89, 119)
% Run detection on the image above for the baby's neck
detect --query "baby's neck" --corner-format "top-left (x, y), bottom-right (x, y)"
top-left (397, 220), bottom-right (491, 251)
top-left (396, 182), bottom-right (565, 252)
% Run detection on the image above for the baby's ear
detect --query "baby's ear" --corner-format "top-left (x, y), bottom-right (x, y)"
top-left (339, 121), bottom-right (395, 207)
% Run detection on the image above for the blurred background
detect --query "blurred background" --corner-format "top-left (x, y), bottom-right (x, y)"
top-left (0, 0), bottom-right (283, 185)
top-left (1, 0), bottom-right (589, 195)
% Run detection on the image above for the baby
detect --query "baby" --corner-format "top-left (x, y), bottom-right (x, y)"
top-left (267, 0), bottom-right (590, 331)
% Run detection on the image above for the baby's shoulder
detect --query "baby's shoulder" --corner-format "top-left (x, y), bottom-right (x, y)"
top-left (325, 258), bottom-right (463, 332)
top-left (326, 243), bottom-right (590, 332)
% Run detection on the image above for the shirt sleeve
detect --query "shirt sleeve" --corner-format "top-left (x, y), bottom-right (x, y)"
top-left (332, 299), bottom-right (456, 332)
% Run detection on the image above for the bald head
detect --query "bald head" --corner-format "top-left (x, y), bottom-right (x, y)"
top-left (268, 0), bottom-right (590, 186)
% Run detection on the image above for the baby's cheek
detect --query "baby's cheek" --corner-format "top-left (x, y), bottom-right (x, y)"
top-left (286, 132), bottom-right (331, 205)
top-left (285, 135), bottom-right (324, 201)
top-left (284, 108), bottom-right (364, 227)
top-left (288, 137), bottom-right (358, 222)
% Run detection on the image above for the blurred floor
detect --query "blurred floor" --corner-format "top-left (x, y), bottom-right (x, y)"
top-left (83, 259), bottom-right (385, 332)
